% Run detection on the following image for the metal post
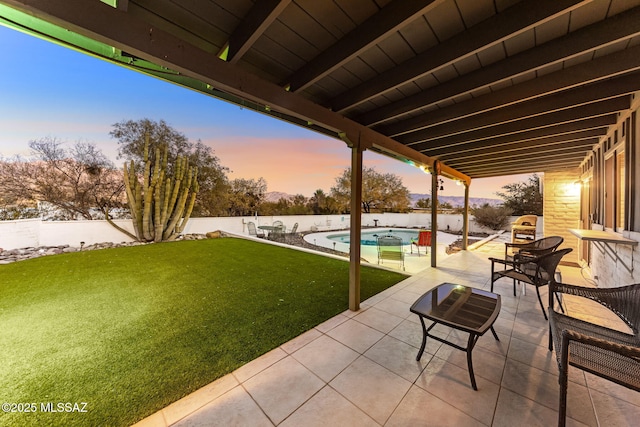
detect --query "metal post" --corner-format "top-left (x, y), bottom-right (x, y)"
top-left (431, 161), bottom-right (439, 268)
top-left (462, 182), bottom-right (470, 249)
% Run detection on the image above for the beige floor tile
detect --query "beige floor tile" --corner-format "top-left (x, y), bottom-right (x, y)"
top-left (415, 356), bottom-right (500, 425)
top-left (279, 386), bottom-right (377, 427)
top-left (131, 410), bottom-right (167, 427)
top-left (171, 386), bottom-right (273, 427)
top-left (353, 306), bottom-right (404, 334)
top-left (492, 388), bottom-right (583, 427)
top-left (313, 312), bottom-right (349, 333)
top-left (386, 385), bottom-right (486, 427)
top-left (330, 356), bottom-right (411, 425)
top-left (326, 318), bottom-right (384, 353)
top-left (291, 334), bottom-right (359, 382)
top-left (584, 372), bottom-right (640, 406)
top-left (243, 357), bottom-right (324, 425)
top-left (280, 328), bottom-right (322, 354)
top-left (163, 374), bottom-right (239, 425)
top-left (388, 287), bottom-right (425, 304)
top-left (370, 296), bottom-right (413, 319)
top-left (433, 339), bottom-right (506, 386)
top-left (589, 388), bottom-right (640, 427)
top-left (510, 319), bottom-right (550, 348)
top-left (500, 359), bottom-right (597, 426)
top-left (364, 335), bottom-right (430, 382)
top-left (232, 347), bottom-right (287, 383)
top-left (387, 318), bottom-right (443, 355)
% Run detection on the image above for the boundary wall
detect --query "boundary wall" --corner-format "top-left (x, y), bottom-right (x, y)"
top-left (0, 214), bottom-right (541, 251)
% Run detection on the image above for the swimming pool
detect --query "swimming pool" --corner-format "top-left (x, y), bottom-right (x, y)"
top-left (326, 229), bottom-right (420, 246)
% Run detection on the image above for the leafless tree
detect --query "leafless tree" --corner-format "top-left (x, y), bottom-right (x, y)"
top-left (0, 137), bottom-right (126, 220)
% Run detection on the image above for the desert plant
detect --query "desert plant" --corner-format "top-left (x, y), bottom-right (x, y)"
top-left (471, 203), bottom-right (513, 230)
top-left (121, 134), bottom-right (199, 242)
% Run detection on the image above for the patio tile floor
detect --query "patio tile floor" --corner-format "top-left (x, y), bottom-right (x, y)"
top-left (133, 235), bottom-right (639, 426)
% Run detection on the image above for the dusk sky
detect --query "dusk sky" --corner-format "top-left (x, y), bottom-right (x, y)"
top-left (0, 24), bottom-right (534, 200)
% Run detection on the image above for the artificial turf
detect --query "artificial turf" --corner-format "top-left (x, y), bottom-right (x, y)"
top-left (0, 237), bottom-right (407, 426)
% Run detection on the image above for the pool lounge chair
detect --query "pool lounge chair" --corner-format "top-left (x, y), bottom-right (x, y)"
top-left (377, 235), bottom-right (405, 270)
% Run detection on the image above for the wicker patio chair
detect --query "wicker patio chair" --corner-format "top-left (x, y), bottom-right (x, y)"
top-left (490, 248), bottom-right (572, 319)
top-left (548, 282), bottom-right (640, 427)
top-left (503, 235), bottom-right (564, 261)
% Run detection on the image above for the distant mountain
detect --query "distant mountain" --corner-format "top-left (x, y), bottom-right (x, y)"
top-left (265, 191), bottom-right (501, 208)
top-left (410, 194), bottom-right (501, 208)
top-left (264, 192), bottom-right (294, 203)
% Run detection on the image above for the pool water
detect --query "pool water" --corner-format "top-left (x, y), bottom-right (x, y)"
top-left (327, 229), bottom-right (420, 246)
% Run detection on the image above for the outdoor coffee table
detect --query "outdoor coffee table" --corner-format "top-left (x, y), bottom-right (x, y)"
top-left (410, 282), bottom-right (501, 390)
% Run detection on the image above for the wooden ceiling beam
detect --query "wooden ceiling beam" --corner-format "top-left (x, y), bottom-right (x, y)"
top-left (444, 143), bottom-right (595, 167)
top-left (434, 137), bottom-right (598, 163)
top-left (401, 99), bottom-right (627, 146)
top-left (330, 0), bottom-right (588, 113)
top-left (375, 51), bottom-right (640, 139)
top-left (225, 0), bottom-right (291, 63)
top-left (411, 117), bottom-right (613, 153)
top-left (355, 6), bottom-right (640, 125)
top-left (379, 71), bottom-right (640, 137)
top-left (282, 0), bottom-right (439, 92)
top-left (459, 158), bottom-right (584, 177)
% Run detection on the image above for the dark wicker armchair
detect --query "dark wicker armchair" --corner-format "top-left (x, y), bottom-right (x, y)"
top-left (490, 248), bottom-right (572, 320)
top-left (503, 235), bottom-right (564, 260)
top-left (548, 282), bottom-right (640, 427)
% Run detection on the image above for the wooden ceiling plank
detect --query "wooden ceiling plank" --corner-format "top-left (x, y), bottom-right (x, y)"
top-left (459, 158), bottom-right (584, 176)
top-left (435, 136), bottom-right (599, 162)
top-left (421, 127), bottom-right (607, 158)
top-left (452, 154), bottom-right (590, 173)
top-left (443, 143), bottom-right (596, 167)
top-left (225, 0), bottom-right (291, 63)
top-left (283, 0), bottom-right (440, 92)
top-left (401, 98), bottom-right (629, 145)
top-left (380, 71), bottom-right (640, 137)
top-left (375, 46), bottom-right (640, 135)
top-left (359, 6), bottom-right (640, 126)
top-left (411, 116), bottom-right (614, 152)
top-left (329, 0), bottom-right (588, 113)
top-left (390, 93), bottom-right (629, 140)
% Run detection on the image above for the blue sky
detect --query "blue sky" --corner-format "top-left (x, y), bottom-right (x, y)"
top-left (0, 24), bottom-right (532, 199)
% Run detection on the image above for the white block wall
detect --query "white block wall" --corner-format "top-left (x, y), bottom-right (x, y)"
top-left (0, 212), bottom-right (518, 251)
top-left (543, 170), bottom-right (581, 266)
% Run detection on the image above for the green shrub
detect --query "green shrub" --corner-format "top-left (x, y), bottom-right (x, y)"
top-left (471, 204), bottom-right (513, 230)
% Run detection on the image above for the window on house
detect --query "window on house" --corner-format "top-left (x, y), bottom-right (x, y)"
top-left (605, 155), bottom-right (614, 229)
top-left (617, 151), bottom-right (625, 230)
top-left (604, 150), bottom-right (626, 230)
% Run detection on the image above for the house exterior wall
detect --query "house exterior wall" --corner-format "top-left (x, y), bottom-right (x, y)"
top-left (571, 95), bottom-right (640, 288)
top-left (543, 170), bottom-right (582, 266)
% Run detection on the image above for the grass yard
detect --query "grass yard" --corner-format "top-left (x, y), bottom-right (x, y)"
top-left (0, 237), bottom-right (406, 426)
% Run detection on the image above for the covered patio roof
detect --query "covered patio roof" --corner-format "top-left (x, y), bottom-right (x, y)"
top-left (2, 0), bottom-right (640, 180)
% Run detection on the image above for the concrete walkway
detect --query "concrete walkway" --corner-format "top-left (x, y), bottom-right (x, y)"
top-left (134, 236), bottom-right (639, 426)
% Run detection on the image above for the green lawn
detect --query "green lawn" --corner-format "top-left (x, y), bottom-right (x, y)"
top-left (0, 238), bottom-right (406, 426)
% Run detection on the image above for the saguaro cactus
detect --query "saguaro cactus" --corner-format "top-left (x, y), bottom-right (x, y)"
top-left (123, 134), bottom-right (199, 242)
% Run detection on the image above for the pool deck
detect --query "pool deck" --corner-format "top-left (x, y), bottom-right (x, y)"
top-left (304, 228), bottom-right (469, 274)
top-left (132, 232), bottom-right (640, 427)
